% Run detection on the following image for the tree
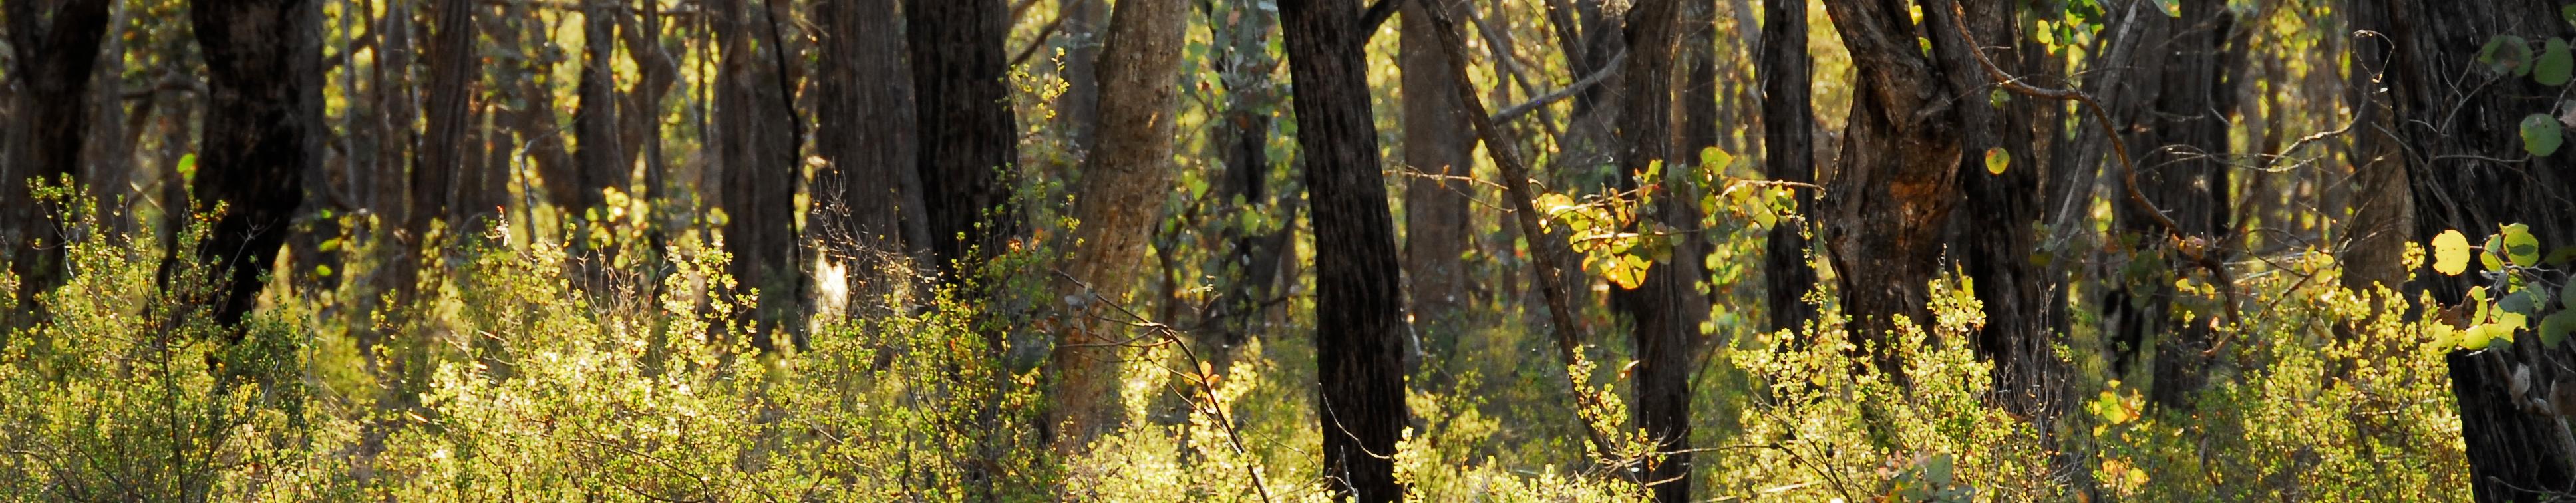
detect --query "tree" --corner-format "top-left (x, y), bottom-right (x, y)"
top-left (2106, 0), bottom-right (2239, 410)
top-left (2372, 0), bottom-right (2576, 498)
top-left (3, 0), bottom-right (114, 327)
top-left (1400, 0), bottom-right (1474, 366)
top-left (1757, 0), bottom-right (1817, 334)
top-left (1199, 0), bottom-right (1295, 373)
top-left (1603, 1), bottom-right (1708, 500)
top-left (1931, 0), bottom-right (2064, 419)
top-left (714, 0), bottom-right (803, 349)
top-left (1281, 0), bottom-right (1407, 498)
top-left (814, 0), bottom-right (929, 317)
top-left (1815, 0), bottom-right (1973, 375)
top-left (182, 0), bottom-right (323, 327)
top-left (1050, 0), bottom-right (1188, 448)
top-left (907, 0), bottom-right (1021, 279)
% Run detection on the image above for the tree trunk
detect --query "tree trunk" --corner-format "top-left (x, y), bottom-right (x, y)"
top-left (2338, 0), bottom-right (2410, 294)
top-left (3, 0), bottom-right (114, 328)
top-left (907, 0), bottom-right (1021, 280)
top-left (1757, 0), bottom-right (1816, 334)
top-left (2375, 0), bottom-right (2576, 499)
top-left (1816, 0), bottom-right (1970, 377)
top-left (2106, 0), bottom-right (2235, 410)
top-left (1281, 0), bottom-right (1407, 498)
top-left (1604, 1), bottom-right (1706, 500)
top-left (1400, 0), bottom-right (1474, 368)
top-left (183, 0), bottom-right (323, 327)
top-left (1054, 0), bottom-right (1105, 156)
top-left (1928, 0), bottom-right (2065, 421)
top-left (714, 0), bottom-right (802, 349)
top-left (573, 0), bottom-right (624, 230)
top-left (1049, 0), bottom-right (1187, 449)
top-left (814, 0), bottom-right (928, 317)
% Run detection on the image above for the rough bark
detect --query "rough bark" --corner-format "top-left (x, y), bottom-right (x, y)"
top-left (2338, 0), bottom-right (2410, 294)
top-left (907, 0), bottom-right (1021, 279)
top-left (1400, 0), bottom-right (1474, 364)
top-left (1054, 0), bottom-right (1106, 156)
top-left (573, 0), bottom-right (624, 225)
top-left (2376, 0), bottom-right (2576, 499)
top-left (3, 0), bottom-right (114, 328)
top-left (1816, 0), bottom-right (1970, 377)
top-left (184, 0), bottom-right (323, 327)
top-left (1281, 0), bottom-right (1407, 498)
top-left (1757, 0), bottom-right (1816, 333)
top-left (1603, 1), bottom-right (1706, 500)
top-left (1049, 0), bottom-right (1187, 448)
top-left (814, 0), bottom-right (928, 317)
top-left (1931, 0), bottom-right (2064, 420)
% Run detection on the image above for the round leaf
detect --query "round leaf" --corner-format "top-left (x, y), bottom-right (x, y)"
top-left (2503, 222), bottom-right (2542, 267)
top-left (2523, 113), bottom-right (2564, 157)
top-left (2539, 38), bottom-right (2574, 86)
top-left (1984, 147), bottom-right (2011, 175)
top-left (2484, 234), bottom-right (2508, 271)
top-left (2544, 311), bottom-right (2576, 348)
top-left (2432, 229), bottom-right (2472, 275)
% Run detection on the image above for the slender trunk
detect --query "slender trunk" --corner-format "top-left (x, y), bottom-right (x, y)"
top-left (1400, 0), bottom-right (1474, 370)
top-left (1054, 0), bottom-right (1105, 156)
top-left (2338, 0), bottom-right (2409, 294)
top-left (2108, 0), bottom-right (2233, 410)
top-left (1757, 0), bottom-right (1817, 333)
top-left (1201, 0), bottom-right (1289, 372)
top-left (1281, 0), bottom-right (1407, 498)
top-left (1604, 1), bottom-right (1704, 500)
top-left (572, 0), bottom-right (625, 273)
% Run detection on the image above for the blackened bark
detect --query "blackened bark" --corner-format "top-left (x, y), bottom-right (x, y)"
top-left (185, 0), bottom-right (323, 327)
top-left (1400, 0), bottom-right (1474, 361)
top-left (1050, 0), bottom-right (1187, 448)
top-left (815, 0), bottom-right (928, 316)
top-left (1281, 0), bottom-right (1406, 499)
top-left (1931, 0), bottom-right (2064, 419)
top-left (573, 0), bottom-right (624, 224)
top-left (1816, 0), bottom-right (1968, 374)
top-left (2339, 0), bottom-right (2410, 295)
top-left (2376, 1), bottom-right (2576, 499)
top-left (907, 0), bottom-right (1021, 279)
top-left (1604, 1), bottom-right (1705, 500)
top-left (3, 0), bottom-right (114, 327)
top-left (714, 0), bottom-right (802, 349)
top-left (1757, 0), bottom-right (1816, 333)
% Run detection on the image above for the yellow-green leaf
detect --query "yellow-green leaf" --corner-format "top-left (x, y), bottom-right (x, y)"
top-left (2524, 113), bottom-right (2564, 156)
top-left (2503, 222), bottom-right (2542, 267)
top-left (2432, 230), bottom-right (2472, 275)
top-left (2484, 234), bottom-right (2507, 271)
top-left (1984, 147), bottom-right (2011, 175)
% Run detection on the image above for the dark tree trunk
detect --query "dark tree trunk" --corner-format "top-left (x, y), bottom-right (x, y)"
top-left (2106, 0), bottom-right (2235, 410)
top-left (2375, 0), bottom-right (2576, 499)
top-left (1400, 0), bottom-right (1474, 366)
top-left (814, 0), bottom-right (928, 317)
top-left (1281, 0), bottom-right (1406, 499)
top-left (1816, 0), bottom-right (1971, 377)
top-left (1054, 0), bottom-right (1105, 156)
top-left (714, 0), bottom-right (802, 349)
top-left (183, 0), bottom-right (323, 327)
top-left (2338, 0), bottom-right (2410, 295)
top-left (384, 0), bottom-right (472, 330)
top-left (1757, 0), bottom-right (1816, 334)
top-left (1929, 0), bottom-right (2065, 420)
top-left (573, 0), bottom-right (624, 228)
top-left (1603, 1), bottom-right (1706, 500)
top-left (906, 0), bottom-right (1021, 280)
top-left (3, 0), bottom-right (114, 327)
top-left (1049, 0), bottom-right (1187, 448)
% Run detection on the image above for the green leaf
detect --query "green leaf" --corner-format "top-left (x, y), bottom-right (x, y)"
top-left (2503, 291), bottom-right (2537, 316)
top-left (2432, 229), bottom-right (2472, 275)
top-left (2543, 311), bottom-right (2576, 348)
top-left (2566, 4), bottom-right (2576, 27)
top-left (1605, 253), bottom-right (1650, 289)
top-left (2503, 222), bottom-right (2543, 267)
top-left (176, 153), bottom-right (198, 180)
top-left (1698, 146), bottom-right (1733, 172)
top-left (2523, 113), bottom-right (2564, 156)
top-left (2540, 38), bottom-right (2574, 86)
top-left (2484, 35), bottom-right (2535, 75)
top-left (1984, 147), bottom-right (2012, 175)
top-left (2484, 234), bottom-right (2508, 271)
